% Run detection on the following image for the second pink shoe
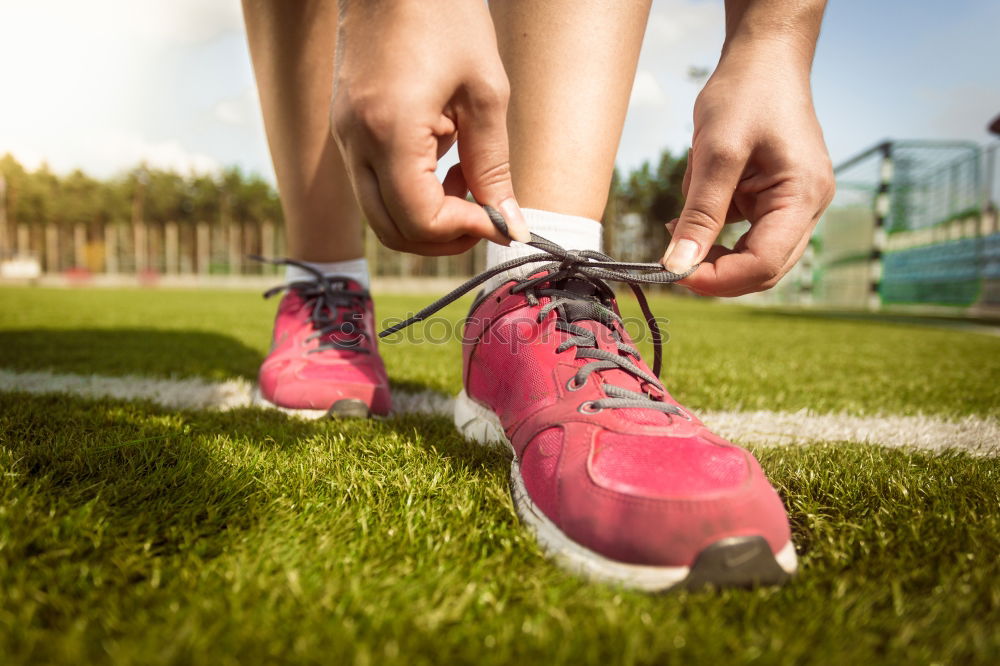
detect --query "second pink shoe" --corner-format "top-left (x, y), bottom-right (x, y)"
top-left (258, 259), bottom-right (391, 417)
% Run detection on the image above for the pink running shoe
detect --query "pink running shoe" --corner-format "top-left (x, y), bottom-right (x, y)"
top-left (382, 211), bottom-right (796, 590)
top-left (257, 258), bottom-right (391, 418)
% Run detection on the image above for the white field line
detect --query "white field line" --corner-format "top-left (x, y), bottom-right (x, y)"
top-left (1, 368), bottom-right (997, 455)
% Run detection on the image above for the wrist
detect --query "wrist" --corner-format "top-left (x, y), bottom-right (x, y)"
top-left (719, 0), bottom-right (824, 76)
top-left (713, 38), bottom-right (813, 85)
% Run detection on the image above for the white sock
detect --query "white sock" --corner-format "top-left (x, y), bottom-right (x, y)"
top-left (483, 208), bottom-right (603, 293)
top-left (284, 257), bottom-right (370, 289)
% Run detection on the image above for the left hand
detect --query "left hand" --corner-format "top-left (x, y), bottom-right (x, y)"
top-left (661, 42), bottom-right (835, 297)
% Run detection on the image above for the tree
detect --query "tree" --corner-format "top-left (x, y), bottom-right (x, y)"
top-left (188, 174), bottom-right (221, 224)
top-left (0, 153), bottom-right (27, 226)
top-left (611, 149), bottom-right (689, 257)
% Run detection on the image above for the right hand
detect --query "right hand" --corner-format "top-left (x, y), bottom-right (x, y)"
top-left (331, 0), bottom-right (529, 256)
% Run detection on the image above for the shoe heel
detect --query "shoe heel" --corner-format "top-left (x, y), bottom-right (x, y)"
top-left (454, 389), bottom-right (508, 447)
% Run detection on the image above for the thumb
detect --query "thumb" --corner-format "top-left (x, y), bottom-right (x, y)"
top-left (455, 91), bottom-right (530, 243)
top-left (662, 147), bottom-right (744, 274)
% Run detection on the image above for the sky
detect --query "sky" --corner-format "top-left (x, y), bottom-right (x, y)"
top-left (0, 0), bottom-right (998, 182)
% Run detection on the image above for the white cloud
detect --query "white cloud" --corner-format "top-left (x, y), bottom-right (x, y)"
top-left (0, 0), bottom-right (243, 49)
top-left (125, 0), bottom-right (244, 45)
top-left (1, 129), bottom-right (219, 177)
top-left (0, 0), bottom-right (247, 177)
top-left (214, 86), bottom-right (263, 127)
top-left (92, 133), bottom-right (220, 175)
top-left (643, 2), bottom-right (725, 49)
top-left (618, 0), bottom-right (725, 170)
top-left (629, 70), bottom-right (668, 109)
top-left (5, 0), bottom-right (994, 188)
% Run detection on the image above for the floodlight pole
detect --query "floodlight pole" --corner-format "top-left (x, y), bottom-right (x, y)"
top-left (987, 114), bottom-right (999, 236)
top-left (0, 174), bottom-right (7, 258)
top-left (869, 142), bottom-right (892, 310)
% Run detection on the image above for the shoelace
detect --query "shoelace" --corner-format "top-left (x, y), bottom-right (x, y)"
top-left (252, 256), bottom-right (371, 354)
top-left (380, 207), bottom-right (697, 416)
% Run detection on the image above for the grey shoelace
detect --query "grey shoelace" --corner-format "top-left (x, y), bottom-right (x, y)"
top-left (380, 206), bottom-right (697, 416)
top-left (252, 256), bottom-right (371, 354)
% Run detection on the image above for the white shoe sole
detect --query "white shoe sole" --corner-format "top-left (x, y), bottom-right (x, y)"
top-left (251, 388), bottom-right (371, 419)
top-left (454, 389), bottom-right (798, 592)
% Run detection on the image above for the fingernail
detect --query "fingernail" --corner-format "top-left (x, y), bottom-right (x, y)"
top-left (665, 239), bottom-right (699, 274)
top-left (499, 198), bottom-right (530, 243)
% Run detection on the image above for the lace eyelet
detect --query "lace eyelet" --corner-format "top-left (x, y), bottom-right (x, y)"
top-left (566, 377), bottom-right (585, 392)
top-left (495, 287), bottom-right (514, 304)
top-left (578, 401), bottom-right (603, 414)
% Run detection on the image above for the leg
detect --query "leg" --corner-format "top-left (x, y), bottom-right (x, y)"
top-left (490, 1), bottom-right (651, 221)
top-left (243, 2), bottom-right (389, 417)
top-left (242, 0), bottom-right (362, 262)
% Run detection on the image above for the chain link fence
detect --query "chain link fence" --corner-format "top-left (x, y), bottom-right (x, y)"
top-left (764, 139), bottom-right (1000, 315)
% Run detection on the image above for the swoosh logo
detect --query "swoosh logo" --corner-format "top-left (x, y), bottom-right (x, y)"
top-left (723, 543), bottom-right (763, 569)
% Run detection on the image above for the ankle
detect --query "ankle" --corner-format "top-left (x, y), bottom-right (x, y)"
top-left (284, 257), bottom-right (371, 289)
top-left (483, 208), bottom-right (602, 292)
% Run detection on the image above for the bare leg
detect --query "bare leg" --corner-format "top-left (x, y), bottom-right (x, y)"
top-left (242, 0), bottom-right (362, 262)
top-left (490, 1), bottom-right (651, 222)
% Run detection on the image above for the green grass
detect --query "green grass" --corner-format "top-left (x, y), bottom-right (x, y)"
top-left (1, 287), bottom-right (998, 416)
top-left (0, 286), bottom-right (998, 665)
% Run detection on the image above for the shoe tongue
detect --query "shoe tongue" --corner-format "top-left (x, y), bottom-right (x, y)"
top-left (551, 281), bottom-right (656, 395)
top-left (556, 278), bottom-right (614, 326)
top-left (294, 278), bottom-right (368, 346)
top-left (559, 305), bottom-right (646, 394)
top-left (561, 277), bottom-right (599, 297)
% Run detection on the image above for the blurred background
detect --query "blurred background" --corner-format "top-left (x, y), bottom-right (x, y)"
top-left (0, 0), bottom-right (998, 314)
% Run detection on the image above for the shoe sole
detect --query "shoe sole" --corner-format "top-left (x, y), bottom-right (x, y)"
top-left (454, 389), bottom-right (797, 592)
top-left (251, 389), bottom-right (372, 420)
top-left (326, 398), bottom-right (371, 419)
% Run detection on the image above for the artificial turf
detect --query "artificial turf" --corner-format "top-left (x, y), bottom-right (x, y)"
top-left (1, 286), bottom-right (998, 416)
top-left (0, 286), bottom-right (998, 665)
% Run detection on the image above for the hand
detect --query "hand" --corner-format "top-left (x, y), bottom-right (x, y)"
top-left (661, 42), bottom-right (835, 296)
top-left (331, 1), bottom-right (529, 256)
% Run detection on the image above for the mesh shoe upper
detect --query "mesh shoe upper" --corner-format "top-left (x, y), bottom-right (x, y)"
top-left (459, 277), bottom-right (790, 566)
top-left (258, 262), bottom-right (390, 414)
top-left (381, 213), bottom-right (792, 568)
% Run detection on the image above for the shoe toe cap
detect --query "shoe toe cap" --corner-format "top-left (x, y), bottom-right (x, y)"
top-left (519, 428), bottom-right (792, 568)
top-left (590, 431), bottom-right (751, 498)
top-left (259, 357), bottom-right (390, 412)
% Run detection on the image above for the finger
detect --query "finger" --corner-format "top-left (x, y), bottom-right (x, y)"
top-left (769, 225), bottom-right (814, 289)
top-left (373, 133), bottom-right (512, 248)
top-left (662, 144), bottom-right (745, 274)
top-left (348, 160), bottom-right (395, 246)
top-left (684, 228), bottom-right (812, 298)
top-left (666, 210), bottom-right (741, 243)
top-left (454, 83), bottom-right (530, 243)
top-left (678, 206), bottom-right (813, 297)
top-left (356, 164), bottom-right (480, 256)
top-left (682, 156), bottom-right (745, 224)
top-left (725, 200), bottom-right (746, 224)
top-left (681, 149), bottom-right (692, 198)
top-left (442, 162), bottom-right (468, 199)
top-left (437, 130), bottom-right (458, 160)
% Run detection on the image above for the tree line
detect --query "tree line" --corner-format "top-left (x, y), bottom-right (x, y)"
top-left (0, 153), bottom-right (282, 230)
top-left (1, 149), bottom-right (689, 260)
